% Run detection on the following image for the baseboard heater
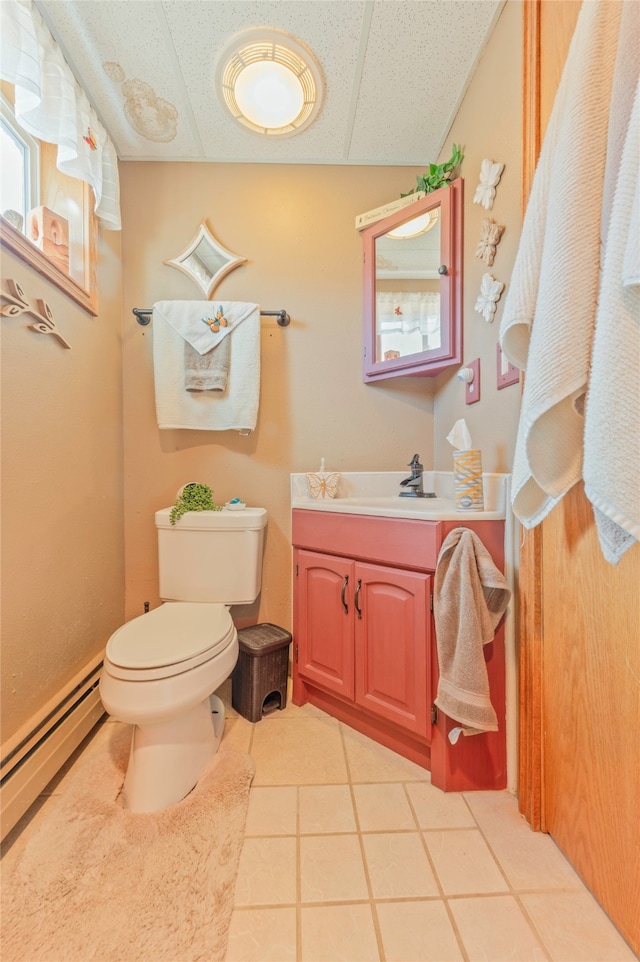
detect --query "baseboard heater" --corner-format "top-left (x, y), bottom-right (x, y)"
top-left (1, 652), bottom-right (105, 841)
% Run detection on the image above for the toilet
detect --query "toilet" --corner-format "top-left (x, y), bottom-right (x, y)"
top-left (99, 505), bottom-right (267, 813)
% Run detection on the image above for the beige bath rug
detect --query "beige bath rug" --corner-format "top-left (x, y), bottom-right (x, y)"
top-left (1, 724), bottom-right (255, 962)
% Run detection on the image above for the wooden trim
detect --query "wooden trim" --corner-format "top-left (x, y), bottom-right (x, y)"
top-left (522, 0), bottom-right (541, 216)
top-left (518, 0), bottom-right (544, 831)
top-left (517, 526), bottom-right (544, 830)
top-left (0, 182), bottom-right (98, 317)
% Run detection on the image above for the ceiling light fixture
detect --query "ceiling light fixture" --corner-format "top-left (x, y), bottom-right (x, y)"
top-left (216, 28), bottom-right (323, 137)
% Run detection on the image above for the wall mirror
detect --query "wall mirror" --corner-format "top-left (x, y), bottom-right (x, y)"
top-left (361, 178), bottom-right (462, 382)
top-left (164, 220), bottom-right (246, 298)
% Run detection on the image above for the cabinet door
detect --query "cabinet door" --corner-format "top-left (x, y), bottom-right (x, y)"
top-left (354, 563), bottom-right (430, 736)
top-left (362, 179), bottom-right (463, 382)
top-left (295, 550), bottom-right (355, 700)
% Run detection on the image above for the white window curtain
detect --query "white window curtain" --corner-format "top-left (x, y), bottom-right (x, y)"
top-left (0, 0), bottom-right (121, 230)
top-left (376, 291), bottom-right (440, 338)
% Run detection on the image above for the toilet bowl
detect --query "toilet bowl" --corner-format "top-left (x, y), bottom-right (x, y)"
top-left (99, 503), bottom-right (267, 813)
top-left (100, 602), bottom-right (238, 812)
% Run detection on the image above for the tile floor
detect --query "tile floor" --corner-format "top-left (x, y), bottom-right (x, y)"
top-left (3, 680), bottom-right (637, 962)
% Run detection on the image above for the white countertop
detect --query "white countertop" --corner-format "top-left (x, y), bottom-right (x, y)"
top-left (291, 471), bottom-right (509, 522)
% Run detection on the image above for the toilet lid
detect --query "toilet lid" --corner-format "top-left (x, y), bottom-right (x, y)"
top-left (106, 603), bottom-right (235, 670)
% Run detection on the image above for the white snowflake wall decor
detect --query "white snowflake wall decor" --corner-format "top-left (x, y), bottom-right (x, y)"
top-left (475, 217), bottom-right (505, 266)
top-left (474, 272), bottom-right (505, 323)
top-left (473, 159), bottom-right (505, 210)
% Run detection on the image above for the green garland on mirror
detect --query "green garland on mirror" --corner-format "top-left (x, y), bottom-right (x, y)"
top-left (169, 482), bottom-right (222, 525)
top-left (402, 144), bottom-right (464, 197)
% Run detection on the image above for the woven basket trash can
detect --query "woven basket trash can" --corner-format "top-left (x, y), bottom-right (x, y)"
top-left (232, 623), bottom-right (292, 722)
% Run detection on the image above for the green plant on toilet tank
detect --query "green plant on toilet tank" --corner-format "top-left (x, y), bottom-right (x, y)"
top-left (169, 483), bottom-right (222, 525)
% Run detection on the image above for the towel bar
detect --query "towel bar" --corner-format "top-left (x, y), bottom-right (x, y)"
top-left (133, 307), bottom-right (290, 327)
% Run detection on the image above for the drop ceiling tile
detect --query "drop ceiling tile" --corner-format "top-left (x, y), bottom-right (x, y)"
top-left (162, 0), bottom-right (366, 163)
top-left (35, 0), bottom-right (504, 166)
top-left (40, 0), bottom-right (202, 159)
top-left (348, 0), bottom-right (503, 164)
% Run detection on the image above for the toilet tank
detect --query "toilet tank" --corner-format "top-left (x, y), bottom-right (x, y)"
top-left (155, 507), bottom-right (267, 604)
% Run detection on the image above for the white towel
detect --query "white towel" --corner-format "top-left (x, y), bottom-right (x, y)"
top-left (152, 301), bottom-right (260, 432)
top-left (583, 73), bottom-right (640, 563)
top-left (154, 300), bottom-right (256, 394)
top-left (499, 0), bottom-right (622, 528)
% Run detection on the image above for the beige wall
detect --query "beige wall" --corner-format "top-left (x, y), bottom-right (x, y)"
top-left (434, 0), bottom-right (523, 473)
top-left (121, 3), bottom-right (523, 634)
top-left (1, 231), bottom-right (125, 742)
top-left (120, 163), bottom-right (438, 628)
top-left (0, 0), bottom-right (524, 743)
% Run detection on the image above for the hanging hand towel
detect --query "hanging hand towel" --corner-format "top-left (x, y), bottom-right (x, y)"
top-left (152, 301), bottom-right (260, 432)
top-left (185, 336), bottom-right (230, 392)
top-left (583, 73), bottom-right (640, 564)
top-left (154, 300), bottom-right (255, 392)
top-left (434, 528), bottom-right (510, 735)
top-left (498, 0), bottom-right (622, 528)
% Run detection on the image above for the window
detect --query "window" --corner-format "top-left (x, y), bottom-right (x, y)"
top-left (0, 86), bottom-right (98, 315)
top-left (1, 91), bottom-right (39, 228)
top-left (1, 1), bottom-right (121, 315)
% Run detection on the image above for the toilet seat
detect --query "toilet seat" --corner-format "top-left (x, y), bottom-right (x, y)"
top-left (105, 602), bottom-right (236, 681)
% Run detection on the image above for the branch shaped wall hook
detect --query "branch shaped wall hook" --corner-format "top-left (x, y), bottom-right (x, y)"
top-left (1, 278), bottom-right (71, 349)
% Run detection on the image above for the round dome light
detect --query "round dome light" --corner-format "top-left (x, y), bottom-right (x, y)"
top-left (234, 60), bottom-right (304, 129)
top-left (216, 28), bottom-right (323, 137)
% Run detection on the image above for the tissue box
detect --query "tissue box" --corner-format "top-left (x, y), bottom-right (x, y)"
top-left (453, 450), bottom-right (484, 510)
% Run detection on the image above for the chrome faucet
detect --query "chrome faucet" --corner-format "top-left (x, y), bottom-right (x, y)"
top-left (399, 454), bottom-right (437, 498)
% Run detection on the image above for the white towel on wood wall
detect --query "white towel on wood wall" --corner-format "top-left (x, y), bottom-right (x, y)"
top-left (583, 74), bottom-right (640, 563)
top-left (499, 0), bottom-right (623, 528)
top-left (152, 301), bottom-right (260, 432)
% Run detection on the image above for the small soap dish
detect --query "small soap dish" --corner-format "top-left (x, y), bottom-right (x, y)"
top-left (225, 499), bottom-right (246, 510)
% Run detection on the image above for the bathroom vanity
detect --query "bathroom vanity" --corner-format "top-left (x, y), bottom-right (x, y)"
top-left (291, 472), bottom-right (510, 792)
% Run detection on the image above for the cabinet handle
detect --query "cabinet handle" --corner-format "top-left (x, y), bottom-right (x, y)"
top-left (354, 578), bottom-right (362, 619)
top-left (341, 575), bottom-right (349, 614)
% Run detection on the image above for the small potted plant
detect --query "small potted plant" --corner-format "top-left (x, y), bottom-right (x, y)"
top-left (169, 482), bottom-right (222, 525)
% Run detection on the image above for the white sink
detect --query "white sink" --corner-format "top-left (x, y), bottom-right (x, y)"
top-left (290, 471), bottom-right (509, 521)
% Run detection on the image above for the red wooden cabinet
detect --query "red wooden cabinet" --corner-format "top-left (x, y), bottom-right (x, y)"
top-left (354, 563), bottom-right (430, 737)
top-left (295, 550), bottom-right (355, 701)
top-left (296, 550), bottom-right (431, 739)
top-left (292, 508), bottom-right (507, 789)
top-left (361, 178), bottom-right (463, 383)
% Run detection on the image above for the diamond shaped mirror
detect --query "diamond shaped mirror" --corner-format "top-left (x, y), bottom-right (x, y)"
top-left (164, 221), bottom-right (246, 297)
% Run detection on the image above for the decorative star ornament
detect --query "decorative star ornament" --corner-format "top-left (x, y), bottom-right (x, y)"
top-left (474, 272), bottom-right (505, 323)
top-left (475, 217), bottom-right (505, 266)
top-left (473, 159), bottom-right (505, 210)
